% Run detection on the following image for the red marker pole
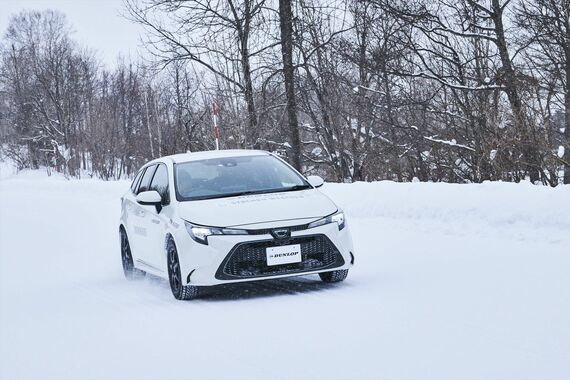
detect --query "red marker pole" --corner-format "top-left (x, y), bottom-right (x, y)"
top-left (212, 102), bottom-right (219, 150)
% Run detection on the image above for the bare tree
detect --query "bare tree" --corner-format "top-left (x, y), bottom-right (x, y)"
top-left (516, 0), bottom-right (570, 184)
top-left (1, 4), bottom-right (568, 185)
top-left (125, 0), bottom-right (267, 148)
top-left (278, 0), bottom-right (302, 169)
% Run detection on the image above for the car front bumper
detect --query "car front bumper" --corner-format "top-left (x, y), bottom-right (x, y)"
top-left (174, 222), bottom-right (355, 286)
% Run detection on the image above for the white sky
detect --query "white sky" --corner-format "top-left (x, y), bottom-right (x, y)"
top-left (0, 0), bottom-right (145, 68)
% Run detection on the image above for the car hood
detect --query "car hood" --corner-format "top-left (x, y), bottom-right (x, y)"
top-left (177, 189), bottom-right (338, 227)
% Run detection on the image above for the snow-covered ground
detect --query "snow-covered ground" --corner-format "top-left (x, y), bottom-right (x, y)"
top-left (1, 170), bottom-right (569, 380)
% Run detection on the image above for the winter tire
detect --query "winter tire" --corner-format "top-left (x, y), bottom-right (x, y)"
top-left (167, 238), bottom-right (200, 300)
top-left (120, 227), bottom-right (145, 279)
top-left (319, 269), bottom-right (349, 283)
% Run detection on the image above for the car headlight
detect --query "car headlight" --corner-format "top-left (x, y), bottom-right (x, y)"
top-left (307, 211), bottom-right (345, 230)
top-left (184, 222), bottom-right (248, 245)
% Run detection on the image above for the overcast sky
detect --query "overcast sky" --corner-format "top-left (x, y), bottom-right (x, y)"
top-left (0, 0), bottom-right (145, 67)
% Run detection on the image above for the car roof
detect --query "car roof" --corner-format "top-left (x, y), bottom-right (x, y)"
top-left (152, 149), bottom-right (270, 165)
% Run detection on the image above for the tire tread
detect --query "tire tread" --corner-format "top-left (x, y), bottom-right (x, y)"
top-left (167, 238), bottom-right (200, 300)
top-left (319, 269), bottom-right (349, 283)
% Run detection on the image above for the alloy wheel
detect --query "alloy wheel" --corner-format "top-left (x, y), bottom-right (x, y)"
top-left (120, 229), bottom-right (134, 274)
top-left (168, 242), bottom-right (182, 294)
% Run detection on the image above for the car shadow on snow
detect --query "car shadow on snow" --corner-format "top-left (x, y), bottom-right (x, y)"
top-left (140, 273), bottom-right (346, 301)
top-left (199, 276), bottom-right (342, 301)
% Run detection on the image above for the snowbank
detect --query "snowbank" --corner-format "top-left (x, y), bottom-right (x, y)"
top-left (0, 160), bottom-right (17, 180)
top-left (323, 181), bottom-right (570, 241)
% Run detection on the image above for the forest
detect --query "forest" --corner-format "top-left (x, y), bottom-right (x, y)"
top-left (0, 0), bottom-right (568, 185)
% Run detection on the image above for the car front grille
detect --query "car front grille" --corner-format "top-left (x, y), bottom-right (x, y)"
top-left (215, 234), bottom-right (345, 280)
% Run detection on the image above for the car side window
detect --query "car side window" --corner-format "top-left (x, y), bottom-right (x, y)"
top-left (137, 165), bottom-right (157, 194)
top-left (149, 164), bottom-right (170, 204)
top-left (130, 169), bottom-right (145, 193)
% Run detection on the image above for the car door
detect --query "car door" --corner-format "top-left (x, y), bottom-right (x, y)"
top-left (129, 164), bottom-right (158, 269)
top-left (145, 163), bottom-right (172, 271)
top-left (124, 167), bottom-right (145, 253)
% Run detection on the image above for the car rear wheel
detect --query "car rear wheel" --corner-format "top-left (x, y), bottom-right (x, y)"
top-left (120, 227), bottom-right (145, 279)
top-left (166, 238), bottom-right (200, 300)
top-left (319, 269), bottom-right (349, 283)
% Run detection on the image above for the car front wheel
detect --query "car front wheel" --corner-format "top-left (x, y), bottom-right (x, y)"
top-left (166, 238), bottom-right (200, 300)
top-left (319, 269), bottom-right (349, 283)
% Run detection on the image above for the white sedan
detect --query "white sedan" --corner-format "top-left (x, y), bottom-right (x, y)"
top-left (119, 150), bottom-right (355, 300)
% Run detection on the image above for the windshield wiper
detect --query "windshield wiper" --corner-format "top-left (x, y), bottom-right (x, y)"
top-left (272, 184), bottom-right (312, 193)
top-left (228, 190), bottom-right (267, 197)
top-left (231, 185), bottom-right (311, 196)
top-left (186, 185), bottom-right (312, 201)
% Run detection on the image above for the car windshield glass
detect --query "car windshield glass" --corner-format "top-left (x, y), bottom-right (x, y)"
top-left (174, 155), bottom-right (310, 201)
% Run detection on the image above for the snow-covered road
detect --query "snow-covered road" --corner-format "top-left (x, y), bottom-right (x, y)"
top-left (1, 172), bottom-right (569, 380)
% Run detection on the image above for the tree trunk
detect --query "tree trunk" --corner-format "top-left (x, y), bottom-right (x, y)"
top-left (562, 60), bottom-right (570, 185)
top-left (562, 8), bottom-right (570, 185)
top-left (240, 40), bottom-right (259, 148)
top-left (491, 0), bottom-right (540, 182)
top-left (144, 91), bottom-right (155, 158)
top-left (279, 0), bottom-right (302, 170)
top-left (353, 14), bottom-right (368, 182)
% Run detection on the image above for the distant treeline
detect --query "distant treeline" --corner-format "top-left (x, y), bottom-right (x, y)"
top-left (0, 0), bottom-right (568, 185)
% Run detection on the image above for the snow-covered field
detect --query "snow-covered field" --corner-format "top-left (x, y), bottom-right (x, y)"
top-left (1, 169), bottom-right (569, 380)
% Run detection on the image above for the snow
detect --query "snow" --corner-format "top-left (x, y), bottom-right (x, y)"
top-left (0, 160), bottom-right (17, 180)
top-left (423, 135), bottom-right (475, 151)
top-left (412, 71), bottom-right (504, 91)
top-left (1, 171), bottom-right (569, 380)
top-left (558, 145), bottom-right (565, 158)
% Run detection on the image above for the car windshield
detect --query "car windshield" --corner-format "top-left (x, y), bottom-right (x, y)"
top-left (174, 154), bottom-right (311, 201)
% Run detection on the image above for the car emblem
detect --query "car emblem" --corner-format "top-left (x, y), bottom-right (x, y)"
top-left (271, 228), bottom-right (291, 240)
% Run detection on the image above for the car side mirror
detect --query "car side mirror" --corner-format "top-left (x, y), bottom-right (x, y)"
top-left (307, 175), bottom-right (324, 188)
top-left (136, 190), bottom-right (163, 213)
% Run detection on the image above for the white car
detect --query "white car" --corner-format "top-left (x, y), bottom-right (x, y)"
top-left (119, 150), bottom-right (355, 300)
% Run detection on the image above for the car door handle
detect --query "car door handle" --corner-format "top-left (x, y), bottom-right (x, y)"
top-left (151, 219), bottom-right (160, 224)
